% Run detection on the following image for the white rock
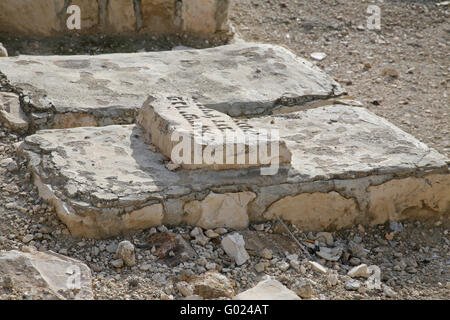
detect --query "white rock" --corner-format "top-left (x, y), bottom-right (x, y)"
top-left (221, 233), bottom-right (250, 266)
top-left (345, 279), bottom-right (361, 291)
top-left (115, 241), bottom-right (135, 267)
top-left (234, 279), bottom-right (300, 300)
top-left (348, 264), bottom-right (371, 278)
top-left (310, 52), bottom-right (327, 61)
top-left (0, 250), bottom-right (93, 300)
top-left (308, 261), bottom-right (328, 274)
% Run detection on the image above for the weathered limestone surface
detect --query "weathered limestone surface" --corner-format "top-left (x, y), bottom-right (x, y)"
top-left (137, 95), bottom-right (292, 170)
top-left (0, 92), bottom-right (29, 134)
top-left (0, 43), bottom-right (345, 130)
top-left (20, 105), bottom-right (449, 238)
top-left (0, 0), bottom-right (65, 36)
top-left (0, 0), bottom-right (230, 36)
top-left (0, 250), bottom-right (93, 300)
top-left (184, 192), bottom-right (256, 229)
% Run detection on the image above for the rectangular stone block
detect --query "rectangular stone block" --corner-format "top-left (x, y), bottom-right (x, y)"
top-left (105, 0), bottom-right (136, 33)
top-left (182, 0), bottom-right (227, 34)
top-left (137, 95), bottom-right (292, 170)
top-left (0, 0), bottom-right (65, 36)
top-left (140, 0), bottom-right (179, 33)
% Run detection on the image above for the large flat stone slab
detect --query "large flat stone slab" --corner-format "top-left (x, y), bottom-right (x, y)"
top-left (0, 42), bottom-right (345, 130)
top-left (137, 94), bottom-right (292, 170)
top-left (20, 105), bottom-right (449, 238)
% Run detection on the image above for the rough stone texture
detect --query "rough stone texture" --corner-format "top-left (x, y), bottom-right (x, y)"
top-left (71, 0), bottom-right (99, 31)
top-left (19, 105), bottom-right (449, 238)
top-left (0, 92), bottom-right (29, 134)
top-left (184, 192), bottom-right (256, 229)
top-left (233, 279), bottom-right (300, 300)
top-left (0, 0), bottom-right (65, 36)
top-left (221, 233), bottom-right (250, 266)
top-left (106, 0), bottom-right (136, 33)
top-left (138, 95), bottom-right (292, 170)
top-left (182, 0), bottom-right (221, 34)
top-left (0, 43), bottom-right (345, 130)
top-left (0, 0), bottom-right (229, 36)
top-left (0, 250), bottom-right (93, 300)
top-left (191, 271), bottom-right (235, 299)
top-left (347, 264), bottom-right (371, 278)
top-left (115, 241), bottom-right (136, 267)
top-left (140, 0), bottom-right (178, 34)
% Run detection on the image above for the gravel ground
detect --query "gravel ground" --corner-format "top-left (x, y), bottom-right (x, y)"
top-left (1, 0), bottom-right (449, 300)
top-left (231, 0), bottom-right (449, 157)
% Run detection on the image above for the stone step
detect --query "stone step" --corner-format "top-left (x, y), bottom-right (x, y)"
top-left (20, 104), bottom-right (449, 239)
top-left (0, 42), bottom-right (345, 131)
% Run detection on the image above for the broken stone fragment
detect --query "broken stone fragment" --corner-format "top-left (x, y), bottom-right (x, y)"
top-left (0, 250), bottom-right (93, 300)
top-left (233, 279), bottom-right (300, 300)
top-left (308, 261), bottom-right (328, 274)
top-left (347, 264), bottom-right (371, 278)
top-left (221, 233), bottom-right (250, 266)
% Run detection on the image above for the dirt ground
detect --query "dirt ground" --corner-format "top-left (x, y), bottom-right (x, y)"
top-left (0, 0), bottom-right (449, 300)
top-left (231, 0), bottom-right (449, 158)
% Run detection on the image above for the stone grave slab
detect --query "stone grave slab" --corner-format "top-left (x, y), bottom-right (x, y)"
top-left (0, 42), bottom-right (345, 130)
top-left (19, 104), bottom-right (449, 238)
top-left (137, 94), bottom-right (292, 170)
